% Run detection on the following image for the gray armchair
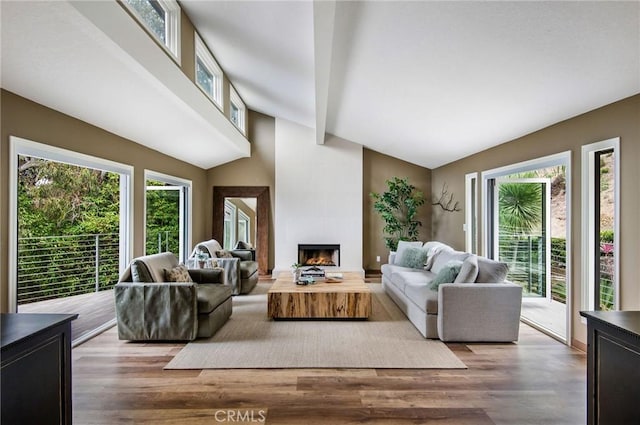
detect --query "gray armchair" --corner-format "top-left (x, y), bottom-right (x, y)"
top-left (115, 252), bottom-right (232, 341)
top-left (191, 239), bottom-right (258, 295)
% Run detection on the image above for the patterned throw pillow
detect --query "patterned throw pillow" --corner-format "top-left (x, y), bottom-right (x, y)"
top-left (215, 250), bottom-right (234, 258)
top-left (164, 264), bottom-right (193, 282)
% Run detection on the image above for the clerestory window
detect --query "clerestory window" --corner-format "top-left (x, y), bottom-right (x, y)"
top-left (122, 0), bottom-right (181, 63)
top-left (195, 33), bottom-right (223, 108)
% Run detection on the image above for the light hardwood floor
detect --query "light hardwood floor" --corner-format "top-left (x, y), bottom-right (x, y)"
top-left (73, 314), bottom-right (586, 424)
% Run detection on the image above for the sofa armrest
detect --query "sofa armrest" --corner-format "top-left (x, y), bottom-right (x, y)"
top-left (437, 282), bottom-right (522, 342)
top-left (188, 268), bottom-right (224, 284)
top-left (114, 282), bottom-right (198, 341)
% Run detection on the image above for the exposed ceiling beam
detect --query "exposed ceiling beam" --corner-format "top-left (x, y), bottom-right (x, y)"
top-left (312, 0), bottom-right (336, 145)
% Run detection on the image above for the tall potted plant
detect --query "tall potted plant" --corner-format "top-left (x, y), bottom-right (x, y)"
top-left (370, 177), bottom-right (426, 251)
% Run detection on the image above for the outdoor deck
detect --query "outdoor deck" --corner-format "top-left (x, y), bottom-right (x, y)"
top-left (18, 289), bottom-right (116, 343)
top-left (521, 298), bottom-right (566, 340)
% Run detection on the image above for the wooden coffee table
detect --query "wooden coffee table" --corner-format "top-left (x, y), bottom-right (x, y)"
top-left (268, 272), bottom-right (371, 319)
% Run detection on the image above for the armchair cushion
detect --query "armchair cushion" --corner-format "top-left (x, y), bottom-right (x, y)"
top-left (215, 250), bottom-right (234, 258)
top-left (231, 250), bottom-right (254, 261)
top-left (239, 261), bottom-right (258, 279)
top-left (164, 264), bottom-right (193, 282)
top-left (197, 284), bottom-right (233, 313)
top-left (131, 260), bottom-right (153, 283)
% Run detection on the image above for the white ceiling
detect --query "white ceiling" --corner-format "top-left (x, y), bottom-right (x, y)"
top-left (182, 0), bottom-right (640, 169)
top-left (2, 1), bottom-right (639, 170)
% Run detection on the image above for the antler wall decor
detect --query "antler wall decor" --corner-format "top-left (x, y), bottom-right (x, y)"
top-left (432, 183), bottom-right (461, 212)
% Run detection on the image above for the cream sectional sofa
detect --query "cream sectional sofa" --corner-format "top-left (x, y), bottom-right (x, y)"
top-left (381, 241), bottom-right (522, 342)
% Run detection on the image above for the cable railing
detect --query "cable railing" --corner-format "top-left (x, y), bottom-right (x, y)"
top-left (17, 233), bottom-right (120, 305)
top-left (498, 231), bottom-right (614, 309)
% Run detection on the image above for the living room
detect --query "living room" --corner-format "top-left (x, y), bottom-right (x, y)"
top-left (1, 1), bottom-right (639, 424)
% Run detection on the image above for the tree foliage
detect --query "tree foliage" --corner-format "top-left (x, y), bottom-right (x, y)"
top-left (498, 182), bottom-right (542, 234)
top-left (370, 177), bottom-right (425, 251)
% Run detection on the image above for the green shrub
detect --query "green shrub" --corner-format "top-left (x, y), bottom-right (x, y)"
top-left (600, 230), bottom-right (614, 243)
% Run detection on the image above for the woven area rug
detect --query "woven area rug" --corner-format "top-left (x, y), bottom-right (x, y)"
top-left (165, 283), bottom-right (466, 369)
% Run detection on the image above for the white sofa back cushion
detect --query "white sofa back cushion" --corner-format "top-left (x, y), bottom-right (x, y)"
top-left (475, 257), bottom-right (509, 283)
top-left (422, 241), bottom-right (452, 270)
top-left (454, 255), bottom-right (479, 283)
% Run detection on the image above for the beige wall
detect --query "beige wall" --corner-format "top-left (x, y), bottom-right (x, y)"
top-left (363, 148), bottom-right (432, 271)
top-left (0, 90), bottom-right (210, 313)
top-left (431, 94), bottom-right (640, 347)
top-left (207, 110), bottom-right (276, 269)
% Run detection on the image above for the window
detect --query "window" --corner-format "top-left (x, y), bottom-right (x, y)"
top-left (237, 210), bottom-right (250, 245)
top-left (229, 85), bottom-right (246, 134)
top-left (224, 201), bottom-right (237, 250)
top-left (144, 171), bottom-right (192, 263)
top-left (464, 173), bottom-right (478, 254)
top-left (194, 33), bottom-right (223, 108)
top-left (582, 138), bottom-right (619, 311)
top-left (123, 0), bottom-right (181, 63)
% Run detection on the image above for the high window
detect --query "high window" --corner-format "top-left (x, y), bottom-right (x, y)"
top-left (582, 138), bottom-right (619, 311)
top-left (122, 0), bottom-right (181, 63)
top-left (229, 85), bottom-right (246, 134)
top-left (144, 170), bottom-right (192, 263)
top-left (195, 33), bottom-right (223, 108)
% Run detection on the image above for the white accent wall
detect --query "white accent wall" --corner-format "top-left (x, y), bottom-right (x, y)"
top-left (274, 118), bottom-right (363, 274)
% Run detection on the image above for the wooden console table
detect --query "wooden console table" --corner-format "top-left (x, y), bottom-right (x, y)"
top-left (580, 310), bottom-right (640, 425)
top-left (1, 313), bottom-right (78, 425)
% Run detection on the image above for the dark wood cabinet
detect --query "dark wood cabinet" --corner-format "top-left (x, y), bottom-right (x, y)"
top-left (580, 311), bottom-right (640, 425)
top-left (1, 313), bottom-right (78, 425)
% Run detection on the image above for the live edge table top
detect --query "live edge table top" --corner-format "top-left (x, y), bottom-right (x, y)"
top-left (267, 272), bottom-right (371, 319)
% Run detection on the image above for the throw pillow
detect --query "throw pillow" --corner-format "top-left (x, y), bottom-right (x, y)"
top-left (131, 260), bottom-right (153, 283)
top-left (431, 250), bottom-right (469, 274)
top-left (475, 257), bottom-right (509, 283)
top-left (429, 260), bottom-right (463, 290)
top-left (164, 264), bottom-right (193, 282)
top-left (395, 240), bottom-right (423, 265)
top-left (454, 255), bottom-right (479, 283)
top-left (397, 247), bottom-right (429, 269)
top-left (215, 250), bottom-right (234, 258)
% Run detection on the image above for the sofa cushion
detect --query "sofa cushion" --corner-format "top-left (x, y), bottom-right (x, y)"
top-left (394, 270), bottom-right (436, 293)
top-left (164, 264), bottom-right (193, 282)
top-left (475, 257), bottom-right (509, 283)
top-left (196, 284), bottom-right (232, 314)
top-left (429, 260), bottom-right (463, 289)
top-left (239, 261), bottom-right (258, 279)
top-left (215, 250), bottom-right (234, 258)
top-left (422, 241), bottom-right (452, 270)
top-left (431, 250), bottom-right (470, 274)
top-left (131, 260), bottom-right (153, 283)
top-left (397, 247), bottom-right (430, 269)
top-left (454, 255), bottom-right (479, 283)
top-left (404, 283), bottom-right (439, 314)
top-left (395, 240), bottom-right (424, 265)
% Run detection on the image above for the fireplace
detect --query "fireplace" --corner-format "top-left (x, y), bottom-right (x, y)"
top-left (298, 244), bottom-right (340, 267)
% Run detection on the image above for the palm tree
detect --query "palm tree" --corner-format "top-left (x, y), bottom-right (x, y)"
top-left (499, 182), bottom-right (542, 235)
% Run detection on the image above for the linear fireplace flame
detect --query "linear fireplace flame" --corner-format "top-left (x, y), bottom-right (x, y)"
top-left (298, 244), bottom-right (340, 267)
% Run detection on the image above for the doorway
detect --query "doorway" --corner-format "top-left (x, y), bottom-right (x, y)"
top-left (483, 152), bottom-right (571, 343)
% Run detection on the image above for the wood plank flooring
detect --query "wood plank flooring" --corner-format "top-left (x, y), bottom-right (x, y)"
top-left (73, 319), bottom-right (586, 424)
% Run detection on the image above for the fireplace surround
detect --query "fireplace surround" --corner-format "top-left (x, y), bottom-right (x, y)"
top-left (298, 244), bottom-right (340, 267)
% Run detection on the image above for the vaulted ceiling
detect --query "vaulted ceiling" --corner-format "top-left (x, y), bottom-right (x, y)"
top-left (182, 0), bottom-right (640, 168)
top-left (2, 1), bottom-right (639, 169)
